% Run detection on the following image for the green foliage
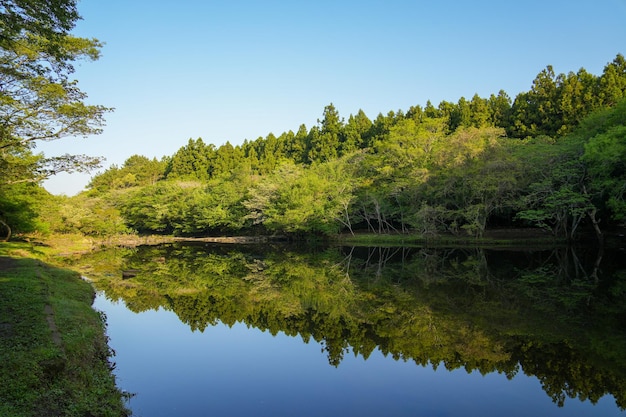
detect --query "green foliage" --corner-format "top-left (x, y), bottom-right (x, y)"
top-left (508, 54), bottom-right (626, 138)
top-left (513, 136), bottom-right (592, 238)
top-left (0, 0), bottom-right (110, 238)
top-left (88, 155), bottom-right (167, 193)
top-left (164, 138), bottom-right (214, 181)
top-left (119, 170), bottom-right (253, 235)
top-left (244, 160), bottom-right (354, 235)
top-left (0, 181), bottom-right (48, 239)
top-left (581, 99), bottom-right (626, 222)
top-left (78, 55), bottom-right (626, 240)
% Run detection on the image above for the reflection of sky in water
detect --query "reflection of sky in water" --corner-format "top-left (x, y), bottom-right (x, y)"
top-left (94, 293), bottom-right (624, 417)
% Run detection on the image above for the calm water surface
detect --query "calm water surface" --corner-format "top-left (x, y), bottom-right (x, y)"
top-left (74, 243), bottom-right (626, 417)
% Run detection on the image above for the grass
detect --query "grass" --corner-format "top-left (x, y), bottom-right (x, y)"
top-left (334, 228), bottom-right (564, 248)
top-left (0, 242), bottom-right (129, 417)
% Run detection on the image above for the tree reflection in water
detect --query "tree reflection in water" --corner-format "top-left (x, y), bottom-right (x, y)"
top-left (67, 242), bottom-right (626, 410)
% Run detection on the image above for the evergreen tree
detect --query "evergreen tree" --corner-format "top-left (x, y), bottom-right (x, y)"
top-left (488, 90), bottom-right (512, 129)
top-left (309, 104), bottom-right (343, 162)
top-left (598, 54), bottom-right (626, 107)
top-left (469, 94), bottom-right (491, 128)
top-left (165, 138), bottom-right (214, 181)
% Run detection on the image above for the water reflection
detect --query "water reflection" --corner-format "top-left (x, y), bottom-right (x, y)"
top-left (69, 243), bottom-right (626, 415)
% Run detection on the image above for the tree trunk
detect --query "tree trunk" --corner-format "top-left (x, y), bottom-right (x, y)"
top-left (587, 207), bottom-right (604, 246)
top-left (0, 219), bottom-right (11, 242)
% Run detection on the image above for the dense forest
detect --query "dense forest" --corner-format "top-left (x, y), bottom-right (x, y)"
top-left (2, 53), bottom-right (626, 241)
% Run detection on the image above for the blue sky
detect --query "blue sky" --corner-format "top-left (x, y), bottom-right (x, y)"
top-left (40, 0), bottom-right (626, 195)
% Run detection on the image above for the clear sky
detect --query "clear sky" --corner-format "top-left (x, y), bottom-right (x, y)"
top-left (40, 0), bottom-right (626, 195)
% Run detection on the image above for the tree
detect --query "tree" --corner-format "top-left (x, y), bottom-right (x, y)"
top-left (165, 138), bottom-right (214, 181)
top-left (514, 137), bottom-right (594, 240)
top-left (449, 96), bottom-right (471, 131)
top-left (1, 0), bottom-right (79, 43)
top-left (488, 90), bottom-right (512, 129)
top-left (598, 54), bottom-right (626, 107)
top-left (0, 0), bottom-right (109, 238)
top-left (243, 160), bottom-right (354, 235)
top-left (308, 104), bottom-right (343, 162)
top-left (426, 127), bottom-right (515, 237)
top-left (0, 1), bottom-right (109, 182)
top-left (469, 94), bottom-right (491, 128)
top-left (341, 109), bottom-right (371, 154)
top-left (581, 99), bottom-right (626, 224)
top-left (88, 155), bottom-right (167, 193)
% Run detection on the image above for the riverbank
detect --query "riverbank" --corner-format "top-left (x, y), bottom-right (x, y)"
top-left (0, 242), bottom-right (129, 417)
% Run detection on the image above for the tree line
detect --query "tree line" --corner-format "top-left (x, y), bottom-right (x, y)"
top-left (66, 55), bottom-right (625, 242)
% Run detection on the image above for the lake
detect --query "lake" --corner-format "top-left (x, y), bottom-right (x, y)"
top-left (69, 242), bottom-right (626, 416)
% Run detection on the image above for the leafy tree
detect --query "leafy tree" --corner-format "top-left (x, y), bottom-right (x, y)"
top-left (212, 141), bottom-right (244, 176)
top-left (59, 194), bottom-right (129, 236)
top-left (0, 181), bottom-right (46, 239)
top-left (243, 160), bottom-right (354, 235)
top-left (88, 155), bottom-right (167, 193)
top-left (1, 0), bottom-right (79, 43)
top-left (341, 109), bottom-right (371, 154)
top-left (0, 0), bottom-right (108, 236)
top-left (514, 136), bottom-right (595, 240)
top-left (119, 181), bottom-right (193, 233)
top-left (289, 124), bottom-right (309, 164)
top-left (510, 65), bottom-right (560, 138)
top-left (449, 96), bottom-right (471, 131)
top-left (581, 99), bottom-right (626, 224)
top-left (426, 127), bottom-right (515, 236)
top-left (0, 3), bottom-right (108, 181)
top-left (257, 133), bottom-right (280, 173)
top-left (508, 55), bottom-right (626, 138)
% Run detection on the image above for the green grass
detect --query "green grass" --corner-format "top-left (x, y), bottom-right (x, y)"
top-left (334, 229), bottom-right (563, 248)
top-left (0, 242), bottom-right (129, 417)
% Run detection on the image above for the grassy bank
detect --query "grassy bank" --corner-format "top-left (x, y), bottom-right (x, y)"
top-left (334, 228), bottom-right (563, 248)
top-left (0, 242), bottom-right (129, 417)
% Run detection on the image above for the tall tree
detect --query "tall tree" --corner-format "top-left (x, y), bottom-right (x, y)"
top-left (488, 90), bottom-right (512, 129)
top-left (165, 138), bottom-right (214, 181)
top-left (469, 94), bottom-right (491, 128)
top-left (309, 103), bottom-right (342, 162)
top-left (0, 1), bottom-right (109, 181)
top-left (598, 54), bottom-right (626, 107)
top-left (0, 0), bottom-right (109, 238)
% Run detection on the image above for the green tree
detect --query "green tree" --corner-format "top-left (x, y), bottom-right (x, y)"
top-left (243, 160), bottom-right (354, 235)
top-left (213, 141), bottom-right (244, 176)
top-left (341, 109), bottom-right (371, 154)
top-left (449, 96), bottom-right (471, 131)
top-left (598, 54), bottom-right (626, 107)
top-left (514, 137), bottom-right (594, 240)
top-left (488, 90), bottom-right (512, 129)
top-left (581, 99), bottom-right (626, 224)
top-left (165, 138), bottom-right (214, 181)
top-left (469, 94), bottom-right (491, 128)
top-left (0, 4), bottom-right (108, 181)
top-left (426, 127), bottom-right (515, 237)
top-left (308, 103), bottom-right (343, 162)
top-left (0, 0), bottom-right (109, 237)
top-left (88, 155), bottom-right (166, 193)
